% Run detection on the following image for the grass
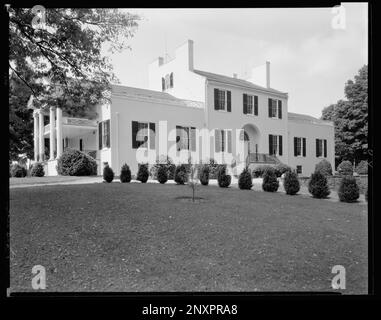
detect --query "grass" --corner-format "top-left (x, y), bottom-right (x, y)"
top-left (10, 183), bottom-right (368, 293)
top-left (9, 176), bottom-right (100, 186)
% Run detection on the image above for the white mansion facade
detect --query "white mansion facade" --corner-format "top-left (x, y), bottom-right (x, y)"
top-left (31, 40), bottom-right (334, 177)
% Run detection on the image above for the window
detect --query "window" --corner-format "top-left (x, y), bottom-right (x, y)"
top-left (268, 99), bottom-right (282, 119)
top-left (176, 126), bottom-right (196, 151)
top-left (214, 88), bottom-right (231, 112)
top-left (162, 73), bottom-right (174, 91)
top-left (132, 121), bottom-right (155, 149)
top-left (316, 139), bottom-right (327, 157)
top-left (98, 119), bottom-right (110, 150)
top-left (243, 94), bottom-right (258, 115)
top-left (269, 134), bottom-right (283, 156)
top-left (215, 129), bottom-right (232, 153)
top-left (294, 137), bottom-right (306, 157)
top-left (296, 165), bottom-right (302, 174)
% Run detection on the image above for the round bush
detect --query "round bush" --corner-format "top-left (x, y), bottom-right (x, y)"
top-left (103, 165), bottom-right (114, 183)
top-left (262, 169), bottom-right (279, 192)
top-left (137, 163), bottom-right (149, 183)
top-left (283, 171), bottom-right (300, 195)
top-left (217, 166), bottom-right (231, 188)
top-left (238, 167), bottom-right (253, 190)
top-left (30, 162), bottom-right (45, 177)
top-left (338, 176), bottom-right (360, 202)
top-left (174, 164), bottom-right (188, 185)
top-left (355, 160), bottom-right (368, 175)
top-left (315, 159), bottom-right (333, 176)
top-left (56, 148), bottom-right (97, 176)
top-left (308, 172), bottom-right (330, 198)
top-left (198, 164), bottom-right (209, 186)
top-left (10, 163), bottom-right (27, 177)
top-left (337, 160), bottom-right (353, 176)
top-left (120, 163), bottom-right (131, 183)
top-left (157, 165), bottom-right (168, 184)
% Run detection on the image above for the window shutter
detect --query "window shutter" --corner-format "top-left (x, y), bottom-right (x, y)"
top-left (190, 127), bottom-right (196, 151)
top-left (278, 100), bottom-right (282, 119)
top-left (105, 120), bottom-right (110, 148)
top-left (98, 122), bottom-right (102, 150)
top-left (149, 122), bottom-right (155, 149)
top-left (269, 134), bottom-right (273, 155)
top-left (227, 130), bottom-right (232, 153)
top-left (294, 137), bottom-right (298, 156)
top-left (243, 94), bottom-right (247, 114)
top-left (170, 73), bottom-right (173, 88)
top-left (278, 135), bottom-right (283, 156)
top-left (316, 139), bottom-right (319, 157)
top-left (214, 89), bottom-right (219, 110)
top-left (132, 121), bottom-right (139, 149)
top-left (303, 138), bottom-right (306, 157)
top-left (215, 129), bottom-right (221, 152)
top-left (161, 78), bottom-right (165, 91)
top-left (324, 139), bottom-right (327, 157)
top-left (268, 99), bottom-right (272, 117)
top-left (227, 91), bottom-right (231, 112)
top-left (254, 96), bottom-right (258, 115)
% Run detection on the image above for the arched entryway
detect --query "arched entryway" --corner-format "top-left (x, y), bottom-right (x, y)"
top-left (241, 124), bottom-right (261, 161)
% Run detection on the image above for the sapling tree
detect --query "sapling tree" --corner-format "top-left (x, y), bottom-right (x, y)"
top-left (188, 165), bottom-right (199, 202)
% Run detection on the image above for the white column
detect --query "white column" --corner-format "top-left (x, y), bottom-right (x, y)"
top-left (56, 107), bottom-right (63, 158)
top-left (49, 107), bottom-right (56, 160)
top-left (33, 112), bottom-right (39, 161)
top-left (38, 111), bottom-right (44, 161)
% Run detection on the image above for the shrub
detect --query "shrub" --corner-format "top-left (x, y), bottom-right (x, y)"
top-left (308, 172), bottom-right (330, 198)
top-left (10, 163), bottom-right (27, 178)
top-left (262, 169), bottom-right (279, 192)
top-left (207, 158), bottom-right (221, 179)
top-left (337, 160), bottom-right (353, 176)
top-left (238, 167), bottom-right (253, 190)
top-left (150, 156), bottom-right (176, 180)
top-left (274, 163), bottom-right (292, 177)
top-left (315, 159), bottom-right (333, 176)
top-left (119, 163), bottom-right (131, 183)
top-left (355, 160), bottom-right (368, 175)
top-left (136, 163), bottom-right (149, 183)
top-left (283, 171), bottom-right (300, 195)
top-left (338, 176), bottom-right (360, 202)
top-left (157, 165), bottom-right (168, 184)
top-left (198, 164), bottom-right (210, 186)
top-left (174, 164), bottom-right (188, 185)
top-left (30, 162), bottom-right (45, 177)
top-left (103, 165), bottom-right (114, 183)
top-left (252, 165), bottom-right (274, 178)
top-left (217, 166), bottom-right (231, 188)
top-left (56, 148), bottom-right (97, 176)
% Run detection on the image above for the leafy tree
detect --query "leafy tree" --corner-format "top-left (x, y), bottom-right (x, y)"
top-left (321, 65), bottom-right (368, 166)
top-left (9, 8), bottom-right (140, 160)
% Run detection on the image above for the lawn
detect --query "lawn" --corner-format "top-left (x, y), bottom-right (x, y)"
top-left (10, 182), bottom-right (368, 293)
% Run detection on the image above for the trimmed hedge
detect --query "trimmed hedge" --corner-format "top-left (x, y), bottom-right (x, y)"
top-left (174, 164), bottom-right (188, 185)
top-left (238, 167), bottom-right (253, 190)
top-left (150, 156), bottom-right (176, 180)
top-left (308, 172), bottom-right (330, 198)
top-left (30, 162), bottom-right (45, 177)
top-left (157, 165), bottom-right (168, 184)
top-left (198, 164), bottom-right (210, 186)
top-left (337, 160), bottom-right (353, 176)
top-left (103, 165), bottom-right (114, 183)
top-left (338, 176), bottom-right (360, 202)
top-left (283, 171), bottom-right (300, 195)
top-left (262, 168), bottom-right (279, 192)
top-left (10, 163), bottom-right (27, 178)
top-left (56, 148), bottom-right (97, 176)
top-left (315, 159), bottom-right (333, 176)
top-left (120, 163), bottom-right (131, 183)
top-left (137, 163), bottom-right (149, 183)
top-left (355, 160), bottom-right (368, 175)
top-left (217, 166), bottom-right (231, 188)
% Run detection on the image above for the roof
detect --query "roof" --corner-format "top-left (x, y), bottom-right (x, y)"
top-left (288, 112), bottom-right (333, 126)
top-left (193, 69), bottom-right (287, 96)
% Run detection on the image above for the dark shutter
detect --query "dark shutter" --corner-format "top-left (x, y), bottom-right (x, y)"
top-left (268, 99), bottom-right (272, 117)
top-left (215, 129), bottom-right (220, 152)
top-left (324, 139), bottom-right (327, 157)
top-left (243, 94), bottom-right (248, 114)
top-left (269, 134), bottom-right (273, 155)
top-left (132, 121), bottom-right (139, 149)
top-left (98, 122), bottom-right (102, 150)
top-left (316, 139), bottom-right (319, 157)
top-left (214, 88), bottom-right (219, 110)
top-left (176, 126), bottom-right (181, 151)
top-left (170, 73), bottom-right (173, 88)
top-left (294, 137), bottom-right (298, 156)
top-left (227, 91), bottom-right (231, 112)
top-left (278, 100), bottom-right (282, 119)
top-left (254, 96), bottom-right (258, 115)
top-left (278, 135), bottom-right (283, 156)
top-left (104, 119), bottom-right (110, 148)
top-left (221, 130), bottom-right (225, 152)
top-left (303, 138), bottom-right (306, 157)
top-left (149, 122), bottom-right (155, 149)
top-left (190, 127), bottom-right (196, 151)
top-left (227, 130), bottom-right (232, 153)
top-left (161, 78), bottom-right (165, 91)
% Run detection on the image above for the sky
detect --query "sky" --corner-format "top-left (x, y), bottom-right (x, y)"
top-left (108, 4), bottom-right (368, 118)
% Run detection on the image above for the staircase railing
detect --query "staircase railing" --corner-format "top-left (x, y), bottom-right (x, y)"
top-left (246, 153), bottom-right (280, 165)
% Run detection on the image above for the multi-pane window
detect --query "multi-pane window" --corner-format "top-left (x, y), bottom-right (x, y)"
top-left (214, 88), bottom-right (231, 111)
top-left (294, 137), bottom-right (306, 157)
top-left (269, 134), bottom-right (283, 156)
top-left (132, 121), bottom-right (155, 149)
top-left (247, 95), bottom-right (253, 114)
top-left (136, 122), bottom-right (148, 146)
top-left (268, 98), bottom-right (282, 119)
top-left (296, 165), bottom-right (302, 174)
top-left (176, 126), bottom-right (196, 151)
top-left (215, 129), bottom-right (232, 153)
top-left (161, 73), bottom-right (174, 91)
top-left (98, 119), bottom-right (110, 150)
top-left (316, 139), bottom-right (327, 157)
top-left (218, 90), bottom-right (226, 110)
top-left (243, 94), bottom-right (258, 115)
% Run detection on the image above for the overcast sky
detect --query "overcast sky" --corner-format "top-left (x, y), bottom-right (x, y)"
top-left (109, 4), bottom-right (368, 118)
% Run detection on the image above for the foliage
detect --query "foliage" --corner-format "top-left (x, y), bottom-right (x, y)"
top-left (283, 171), bottom-right (300, 195)
top-left (10, 163), bottom-right (27, 177)
top-left (252, 165), bottom-right (273, 178)
top-left (56, 148), bottom-right (97, 176)
top-left (149, 156), bottom-right (176, 180)
top-left (355, 160), bottom-right (368, 175)
top-left (30, 162), bottom-right (45, 177)
top-left (262, 169), bottom-right (279, 192)
top-left (337, 160), bottom-right (353, 176)
top-left (103, 165), bottom-right (114, 183)
top-left (238, 167), bottom-right (253, 190)
top-left (136, 163), bottom-right (149, 183)
top-left (217, 166), bottom-right (231, 188)
top-left (188, 165), bottom-right (199, 202)
top-left (315, 159), bottom-right (333, 176)
top-left (157, 165), bottom-right (168, 184)
top-left (119, 163), bottom-right (131, 183)
top-left (308, 172), bottom-right (330, 199)
top-left (274, 163), bottom-right (292, 177)
top-left (338, 176), bottom-right (360, 202)
top-left (198, 164), bottom-right (210, 186)
top-left (174, 164), bottom-right (188, 185)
